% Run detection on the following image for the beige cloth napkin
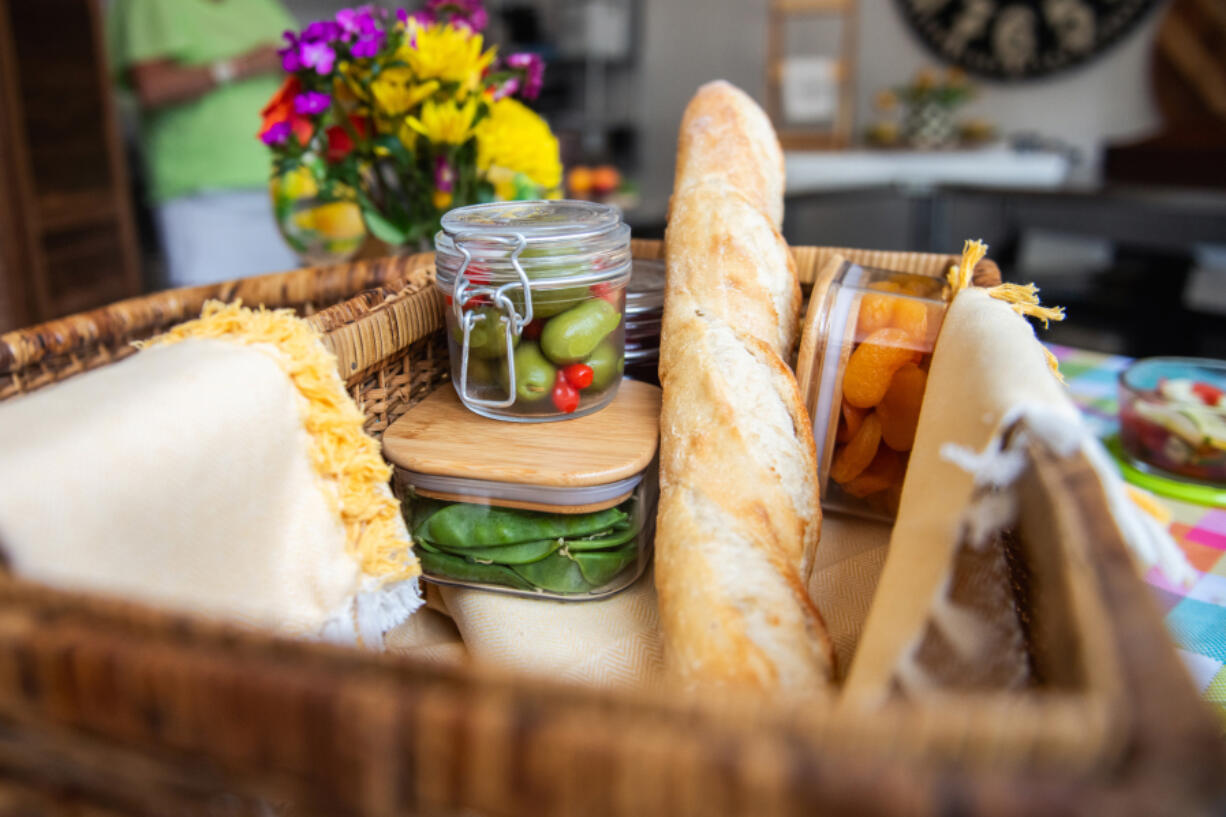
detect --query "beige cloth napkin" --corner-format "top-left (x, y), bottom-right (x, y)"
top-left (0, 306), bottom-right (421, 644)
top-left (390, 568), bottom-right (667, 688)
top-left (843, 288), bottom-right (1076, 701)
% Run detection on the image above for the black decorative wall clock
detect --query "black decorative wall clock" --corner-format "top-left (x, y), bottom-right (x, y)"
top-left (893, 0), bottom-right (1163, 80)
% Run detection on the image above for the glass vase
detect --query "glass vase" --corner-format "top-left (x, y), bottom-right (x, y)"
top-left (270, 162), bottom-right (367, 266)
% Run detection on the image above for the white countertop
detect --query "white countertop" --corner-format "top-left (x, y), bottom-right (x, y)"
top-left (785, 146), bottom-right (1073, 194)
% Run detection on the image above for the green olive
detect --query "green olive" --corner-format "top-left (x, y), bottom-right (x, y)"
top-left (516, 285), bottom-right (589, 318)
top-left (540, 298), bottom-right (621, 365)
top-left (585, 338), bottom-right (624, 391)
top-left (464, 355), bottom-right (500, 390)
top-left (498, 340), bottom-right (556, 404)
top-left (465, 306), bottom-right (520, 360)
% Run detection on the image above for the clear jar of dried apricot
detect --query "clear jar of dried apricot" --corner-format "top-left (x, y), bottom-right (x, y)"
top-left (803, 263), bottom-right (950, 519)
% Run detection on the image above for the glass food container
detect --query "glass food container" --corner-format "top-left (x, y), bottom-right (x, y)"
top-left (381, 379), bottom-right (662, 600)
top-left (434, 200), bottom-right (631, 422)
top-left (1118, 357), bottom-right (1226, 485)
top-left (623, 258), bottom-right (666, 385)
top-left (802, 262), bottom-right (950, 519)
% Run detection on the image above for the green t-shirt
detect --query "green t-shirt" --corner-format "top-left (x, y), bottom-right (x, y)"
top-left (107, 0), bottom-right (297, 203)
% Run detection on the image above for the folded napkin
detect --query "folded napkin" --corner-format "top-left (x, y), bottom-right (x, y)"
top-left (0, 302), bottom-right (421, 644)
top-left (843, 283), bottom-right (1193, 701)
top-left (390, 568), bottom-right (666, 688)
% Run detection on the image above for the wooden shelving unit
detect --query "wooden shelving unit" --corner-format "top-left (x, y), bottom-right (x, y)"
top-left (766, 0), bottom-right (858, 150)
top-left (0, 0), bottom-right (140, 333)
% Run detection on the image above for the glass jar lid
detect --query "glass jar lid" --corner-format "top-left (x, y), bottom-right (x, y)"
top-left (435, 200), bottom-right (632, 289)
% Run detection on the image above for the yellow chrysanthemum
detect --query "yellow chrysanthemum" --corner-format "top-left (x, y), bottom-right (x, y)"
top-left (407, 96), bottom-right (481, 145)
top-left (475, 97), bottom-right (562, 195)
top-left (370, 67), bottom-right (439, 117)
top-left (398, 21), bottom-right (495, 96)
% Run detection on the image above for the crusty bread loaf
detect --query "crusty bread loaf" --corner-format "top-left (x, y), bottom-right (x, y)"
top-left (673, 81), bottom-right (786, 228)
top-left (656, 82), bottom-right (835, 692)
top-left (665, 181), bottom-right (800, 359)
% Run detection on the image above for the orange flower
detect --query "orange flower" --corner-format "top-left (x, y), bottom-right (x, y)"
top-left (259, 76), bottom-right (314, 146)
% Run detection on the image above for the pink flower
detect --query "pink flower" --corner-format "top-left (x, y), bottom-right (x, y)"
top-left (434, 155), bottom-right (455, 193)
top-left (506, 52), bottom-right (544, 99)
top-left (425, 0), bottom-right (488, 32)
top-left (492, 76), bottom-right (520, 100)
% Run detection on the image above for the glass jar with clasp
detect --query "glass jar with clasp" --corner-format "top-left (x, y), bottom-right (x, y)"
top-left (434, 200), bottom-right (631, 422)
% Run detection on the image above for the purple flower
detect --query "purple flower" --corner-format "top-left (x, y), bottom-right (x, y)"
top-left (506, 52), bottom-right (544, 99)
top-left (434, 155), bottom-right (455, 193)
top-left (426, 0), bottom-right (488, 31)
top-left (336, 6), bottom-right (380, 39)
top-left (350, 31), bottom-right (385, 58)
top-left (293, 91), bottom-right (331, 115)
top-left (299, 39), bottom-right (337, 75)
top-left (261, 121), bottom-right (292, 145)
top-left (302, 20), bottom-right (342, 42)
top-left (279, 31), bottom-right (303, 71)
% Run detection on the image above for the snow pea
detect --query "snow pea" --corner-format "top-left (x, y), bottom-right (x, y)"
top-left (563, 524), bottom-right (639, 551)
top-left (420, 550), bottom-right (535, 591)
top-left (573, 543), bottom-right (639, 586)
top-left (435, 537), bottom-right (563, 565)
top-left (415, 503), bottom-right (628, 548)
top-left (540, 298), bottom-right (621, 365)
top-left (511, 552), bottom-right (591, 594)
top-left (585, 338), bottom-right (624, 391)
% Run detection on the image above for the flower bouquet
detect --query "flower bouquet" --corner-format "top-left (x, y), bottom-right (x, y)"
top-left (259, 1), bottom-right (560, 263)
top-left (867, 67), bottom-right (977, 150)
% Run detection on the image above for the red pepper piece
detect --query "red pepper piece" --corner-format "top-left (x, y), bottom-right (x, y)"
top-left (467, 264), bottom-right (492, 285)
top-left (591, 282), bottom-right (620, 306)
top-left (562, 363), bottom-right (594, 390)
top-left (522, 318), bottom-right (545, 340)
top-left (1192, 381), bottom-right (1224, 406)
top-left (551, 371), bottom-right (580, 413)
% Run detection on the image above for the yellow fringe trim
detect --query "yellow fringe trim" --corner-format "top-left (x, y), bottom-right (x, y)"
top-left (137, 301), bottom-right (419, 583)
top-left (949, 239), bottom-right (1067, 384)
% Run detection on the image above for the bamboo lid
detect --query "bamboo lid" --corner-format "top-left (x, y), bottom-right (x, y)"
top-left (382, 379), bottom-right (661, 489)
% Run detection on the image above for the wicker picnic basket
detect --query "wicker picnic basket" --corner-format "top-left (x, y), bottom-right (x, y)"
top-left (0, 241), bottom-right (1222, 817)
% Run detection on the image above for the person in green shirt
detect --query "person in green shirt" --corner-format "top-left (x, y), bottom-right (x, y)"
top-left (107, 0), bottom-right (300, 288)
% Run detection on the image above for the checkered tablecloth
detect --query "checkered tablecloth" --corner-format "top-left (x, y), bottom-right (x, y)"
top-left (1049, 344), bottom-right (1226, 722)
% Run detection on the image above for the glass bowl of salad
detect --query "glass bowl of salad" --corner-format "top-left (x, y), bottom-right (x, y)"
top-left (1118, 357), bottom-right (1226, 485)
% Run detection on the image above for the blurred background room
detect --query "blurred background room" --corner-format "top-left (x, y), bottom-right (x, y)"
top-left (0, 0), bottom-right (1222, 354)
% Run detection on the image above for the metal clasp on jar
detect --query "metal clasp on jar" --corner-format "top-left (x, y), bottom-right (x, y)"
top-left (452, 231), bottom-right (535, 410)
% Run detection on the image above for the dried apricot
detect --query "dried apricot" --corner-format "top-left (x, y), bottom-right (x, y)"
top-left (830, 412), bottom-right (881, 484)
top-left (889, 297), bottom-right (929, 340)
top-left (836, 401), bottom-right (867, 443)
top-left (857, 282), bottom-right (904, 336)
top-left (842, 446), bottom-right (905, 498)
top-left (842, 328), bottom-right (922, 409)
top-left (877, 363), bottom-right (927, 451)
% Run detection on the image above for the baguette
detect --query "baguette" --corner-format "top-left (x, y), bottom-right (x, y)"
top-left (673, 81), bottom-right (786, 228)
top-left (656, 82), bottom-right (835, 692)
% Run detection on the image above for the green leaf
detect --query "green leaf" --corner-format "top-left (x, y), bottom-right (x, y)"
top-left (573, 544), bottom-right (639, 587)
top-left (361, 204), bottom-right (410, 245)
top-left (511, 552), bottom-right (591, 594)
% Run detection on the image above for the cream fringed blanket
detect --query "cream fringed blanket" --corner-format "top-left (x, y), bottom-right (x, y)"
top-left (0, 302), bottom-right (421, 645)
